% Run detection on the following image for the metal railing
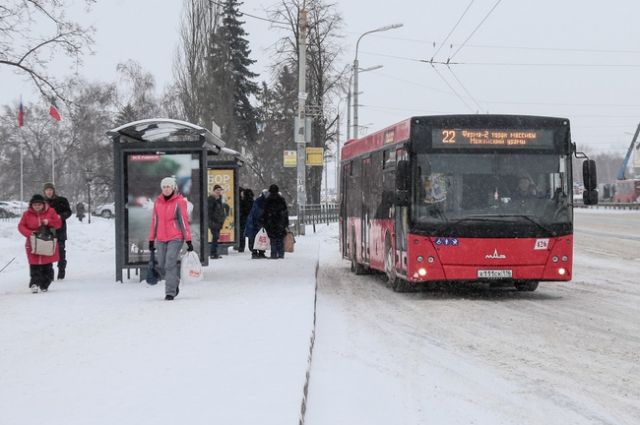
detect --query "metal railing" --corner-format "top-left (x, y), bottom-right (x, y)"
top-left (298, 203), bottom-right (339, 226)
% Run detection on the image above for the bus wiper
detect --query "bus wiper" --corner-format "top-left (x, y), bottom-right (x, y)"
top-left (439, 215), bottom-right (502, 234)
top-left (491, 214), bottom-right (557, 236)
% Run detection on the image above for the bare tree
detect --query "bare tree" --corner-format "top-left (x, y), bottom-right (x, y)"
top-left (115, 60), bottom-right (161, 120)
top-left (269, 0), bottom-right (346, 204)
top-left (0, 0), bottom-right (95, 102)
top-left (172, 0), bottom-right (220, 125)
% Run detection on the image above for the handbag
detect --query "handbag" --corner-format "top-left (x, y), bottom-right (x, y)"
top-left (254, 228), bottom-right (270, 251)
top-left (284, 231), bottom-right (296, 253)
top-left (29, 225), bottom-right (57, 256)
top-left (181, 251), bottom-right (203, 282)
top-left (146, 251), bottom-right (160, 285)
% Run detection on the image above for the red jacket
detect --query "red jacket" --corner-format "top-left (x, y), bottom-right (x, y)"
top-left (148, 193), bottom-right (192, 242)
top-left (18, 204), bottom-right (62, 265)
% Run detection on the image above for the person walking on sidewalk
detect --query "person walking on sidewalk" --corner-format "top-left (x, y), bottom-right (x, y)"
top-left (43, 182), bottom-right (72, 280)
top-left (18, 194), bottom-right (62, 293)
top-left (148, 177), bottom-right (193, 301)
top-left (263, 184), bottom-right (289, 259)
top-left (207, 184), bottom-right (226, 259)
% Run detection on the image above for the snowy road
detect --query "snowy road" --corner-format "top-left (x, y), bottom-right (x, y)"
top-left (305, 209), bottom-right (640, 425)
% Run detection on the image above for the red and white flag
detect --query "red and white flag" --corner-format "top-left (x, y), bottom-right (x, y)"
top-left (49, 97), bottom-right (61, 122)
top-left (18, 97), bottom-right (24, 127)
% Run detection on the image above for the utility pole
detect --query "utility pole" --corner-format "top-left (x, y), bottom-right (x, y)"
top-left (295, 9), bottom-right (308, 235)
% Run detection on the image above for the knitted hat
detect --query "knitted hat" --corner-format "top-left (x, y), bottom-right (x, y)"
top-left (160, 177), bottom-right (177, 190)
top-left (268, 184), bottom-right (279, 194)
top-left (43, 182), bottom-right (55, 191)
top-left (30, 194), bottom-right (46, 205)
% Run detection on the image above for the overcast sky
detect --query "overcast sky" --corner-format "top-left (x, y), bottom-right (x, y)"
top-left (2, 0), bottom-right (639, 154)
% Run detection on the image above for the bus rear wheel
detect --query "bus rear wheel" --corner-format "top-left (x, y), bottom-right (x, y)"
top-left (515, 281), bottom-right (539, 292)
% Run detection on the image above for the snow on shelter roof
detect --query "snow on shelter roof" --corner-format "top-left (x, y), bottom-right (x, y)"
top-left (106, 118), bottom-right (225, 151)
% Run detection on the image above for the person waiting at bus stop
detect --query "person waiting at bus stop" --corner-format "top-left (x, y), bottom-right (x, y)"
top-left (207, 184), bottom-right (226, 259)
top-left (262, 184), bottom-right (289, 259)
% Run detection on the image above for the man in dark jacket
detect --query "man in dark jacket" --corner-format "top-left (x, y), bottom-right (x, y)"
top-left (43, 182), bottom-right (72, 279)
top-left (263, 184), bottom-right (289, 259)
top-left (207, 184), bottom-right (226, 259)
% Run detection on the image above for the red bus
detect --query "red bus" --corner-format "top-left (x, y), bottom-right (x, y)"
top-left (339, 115), bottom-right (597, 292)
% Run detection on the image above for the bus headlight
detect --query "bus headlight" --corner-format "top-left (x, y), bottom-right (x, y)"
top-left (418, 268), bottom-right (427, 277)
top-left (552, 256), bottom-right (559, 263)
top-left (417, 256), bottom-right (424, 263)
top-left (561, 256), bottom-right (568, 262)
top-left (427, 256), bottom-right (435, 264)
top-left (558, 268), bottom-right (566, 276)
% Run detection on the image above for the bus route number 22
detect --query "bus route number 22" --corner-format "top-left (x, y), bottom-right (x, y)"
top-left (441, 130), bottom-right (456, 144)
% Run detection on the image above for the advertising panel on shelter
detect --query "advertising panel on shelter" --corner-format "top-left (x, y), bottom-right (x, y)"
top-left (207, 168), bottom-right (235, 244)
top-left (124, 152), bottom-right (203, 265)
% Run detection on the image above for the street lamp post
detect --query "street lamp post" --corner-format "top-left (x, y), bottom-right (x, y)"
top-left (353, 23), bottom-right (403, 139)
top-left (347, 64), bottom-right (382, 140)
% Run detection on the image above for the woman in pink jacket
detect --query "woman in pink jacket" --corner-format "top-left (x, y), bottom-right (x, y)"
top-left (148, 177), bottom-right (193, 300)
top-left (18, 194), bottom-right (62, 293)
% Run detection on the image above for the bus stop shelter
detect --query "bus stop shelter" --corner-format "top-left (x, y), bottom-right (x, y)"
top-left (106, 118), bottom-right (225, 282)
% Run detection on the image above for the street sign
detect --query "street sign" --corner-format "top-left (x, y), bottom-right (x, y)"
top-left (306, 147), bottom-right (324, 166)
top-left (284, 150), bottom-right (297, 167)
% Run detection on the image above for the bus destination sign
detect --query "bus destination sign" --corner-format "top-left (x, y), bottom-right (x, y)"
top-left (432, 129), bottom-right (555, 149)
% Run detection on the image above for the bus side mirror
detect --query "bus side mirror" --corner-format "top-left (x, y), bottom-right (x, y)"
top-left (395, 160), bottom-right (410, 206)
top-left (583, 190), bottom-right (598, 205)
top-left (582, 159), bottom-right (597, 191)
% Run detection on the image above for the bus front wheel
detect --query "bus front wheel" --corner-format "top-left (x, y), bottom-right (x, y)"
top-left (384, 240), bottom-right (411, 292)
top-left (515, 281), bottom-right (539, 292)
top-left (350, 237), bottom-right (366, 275)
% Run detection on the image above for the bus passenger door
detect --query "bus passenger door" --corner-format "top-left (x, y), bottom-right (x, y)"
top-left (362, 157), bottom-right (372, 264)
top-left (340, 162), bottom-right (349, 258)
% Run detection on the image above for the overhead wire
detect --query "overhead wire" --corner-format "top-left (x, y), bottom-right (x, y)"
top-left (449, 0), bottom-right (503, 60)
top-left (431, 0), bottom-right (475, 61)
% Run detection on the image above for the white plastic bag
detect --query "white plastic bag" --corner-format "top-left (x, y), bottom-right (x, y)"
top-left (254, 228), bottom-right (270, 251)
top-left (181, 251), bottom-right (203, 282)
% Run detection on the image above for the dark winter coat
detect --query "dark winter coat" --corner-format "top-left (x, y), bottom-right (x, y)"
top-left (207, 195), bottom-right (226, 230)
top-left (239, 191), bottom-right (254, 231)
top-left (262, 193), bottom-right (289, 239)
top-left (44, 194), bottom-right (72, 240)
top-left (18, 204), bottom-right (62, 265)
top-left (76, 202), bottom-right (86, 217)
top-left (244, 193), bottom-right (266, 239)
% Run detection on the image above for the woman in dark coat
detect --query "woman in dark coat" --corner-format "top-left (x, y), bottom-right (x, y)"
top-left (18, 194), bottom-right (62, 293)
top-left (245, 190), bottom-right (267, 259)
top-left (262, 184), bottom-right (289, 259)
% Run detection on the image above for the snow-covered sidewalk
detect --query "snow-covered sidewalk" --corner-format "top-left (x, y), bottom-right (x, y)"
top-left (0, 218), bottom-right (321, 425)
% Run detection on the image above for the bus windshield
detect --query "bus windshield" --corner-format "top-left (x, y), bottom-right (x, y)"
top-left (412, 152), bottom-right (572, 236)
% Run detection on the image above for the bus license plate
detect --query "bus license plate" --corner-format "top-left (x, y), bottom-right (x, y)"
top-left (478, 269), bottom-right (512, 279)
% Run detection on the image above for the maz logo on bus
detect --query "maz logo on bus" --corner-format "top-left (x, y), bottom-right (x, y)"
top-left (485, 249), bottom-right (507, 260)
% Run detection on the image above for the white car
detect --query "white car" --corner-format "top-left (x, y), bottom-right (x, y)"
top-left (93, 202), bottom-right (115, 218)
top-left (0, 200), bottom-right (26, 217)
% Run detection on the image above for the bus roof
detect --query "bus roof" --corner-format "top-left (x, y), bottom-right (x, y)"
top-left (340, 114), bottom-right (570, 162)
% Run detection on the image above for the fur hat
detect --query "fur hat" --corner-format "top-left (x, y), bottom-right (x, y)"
top-left (30, 194), bottom-right (46, 205)
top-left (268, 184), bottom-right (279, 194)
top-left (160, 177), bottom-right (177, 190)
top-left (43, 182), bottom-right (55, 191)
